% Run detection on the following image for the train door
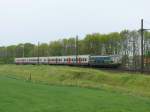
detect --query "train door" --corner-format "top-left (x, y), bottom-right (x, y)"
top-left (67, 57), bottom-right (71, 64)
top-left (56, 58), bottom-right (57, 64)
top-left (48, 58), bottom-right (51, 64)
top-left (78, 57), bottom-right (81, 64)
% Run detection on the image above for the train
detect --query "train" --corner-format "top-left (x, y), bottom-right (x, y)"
top-left (15, 55), bottom-right (121, 68)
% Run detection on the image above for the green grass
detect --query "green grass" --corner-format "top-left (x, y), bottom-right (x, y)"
top-left (0, 76), bottom-right (150, 112)
top-left (0, 65), bottom-right (150, 97)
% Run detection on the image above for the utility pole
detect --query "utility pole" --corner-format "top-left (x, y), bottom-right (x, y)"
top-left (37, 42), bottom-right (40, 65)
top-left (5, 47), bottom-right (7, 64)
top-left (75, 35), bottom-right (78, 64)
top-left (141, 19), bottom-right (144, 73)
top-left (22, 44), bottom-right (25, 58)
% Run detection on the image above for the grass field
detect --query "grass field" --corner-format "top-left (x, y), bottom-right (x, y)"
top-left (0, 76), bottom-right (150, 112)
top-left (0, 65), bottom-right (150, 112)
top-left (0, 65), bottom-right (150, 97)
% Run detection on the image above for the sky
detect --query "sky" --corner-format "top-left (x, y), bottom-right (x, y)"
top-left (0, 0), bottom-right (150, 46)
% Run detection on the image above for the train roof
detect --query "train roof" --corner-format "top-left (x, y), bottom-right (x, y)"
top-left (15, 55), bottom-right (90, 59)
top-left (15, 55), bottom-right (120, 59)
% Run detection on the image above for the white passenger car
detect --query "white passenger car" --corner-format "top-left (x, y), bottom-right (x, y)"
top-left (15, 55), bottom-right (90, 65)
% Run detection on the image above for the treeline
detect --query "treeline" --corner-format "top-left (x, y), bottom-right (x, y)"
top-left (0, 30), bottom-right (150, 68)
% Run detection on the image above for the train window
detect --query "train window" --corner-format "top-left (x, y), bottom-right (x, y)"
top-left (83, 58), bottom-right (84, 61)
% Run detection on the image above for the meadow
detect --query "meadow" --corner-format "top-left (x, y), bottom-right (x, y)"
top-left (0, 65), bottom-right (150, 112)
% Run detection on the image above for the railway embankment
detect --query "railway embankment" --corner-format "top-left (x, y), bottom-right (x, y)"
top-left (0, 65), bottom-right (150, 97)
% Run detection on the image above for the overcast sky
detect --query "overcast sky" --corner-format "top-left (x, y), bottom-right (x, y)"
top-left (0, 0), bottom-right (149, 46)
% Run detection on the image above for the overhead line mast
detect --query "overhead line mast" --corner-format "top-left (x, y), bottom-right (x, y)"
top-left (75, 35), bottom-right (78, 64)
top-left (140, 19), bottom-right (150, 73)
top-left (37, 41), bottom-right (40, 65)
top-left (141, 19), bottom-right (144, 73)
